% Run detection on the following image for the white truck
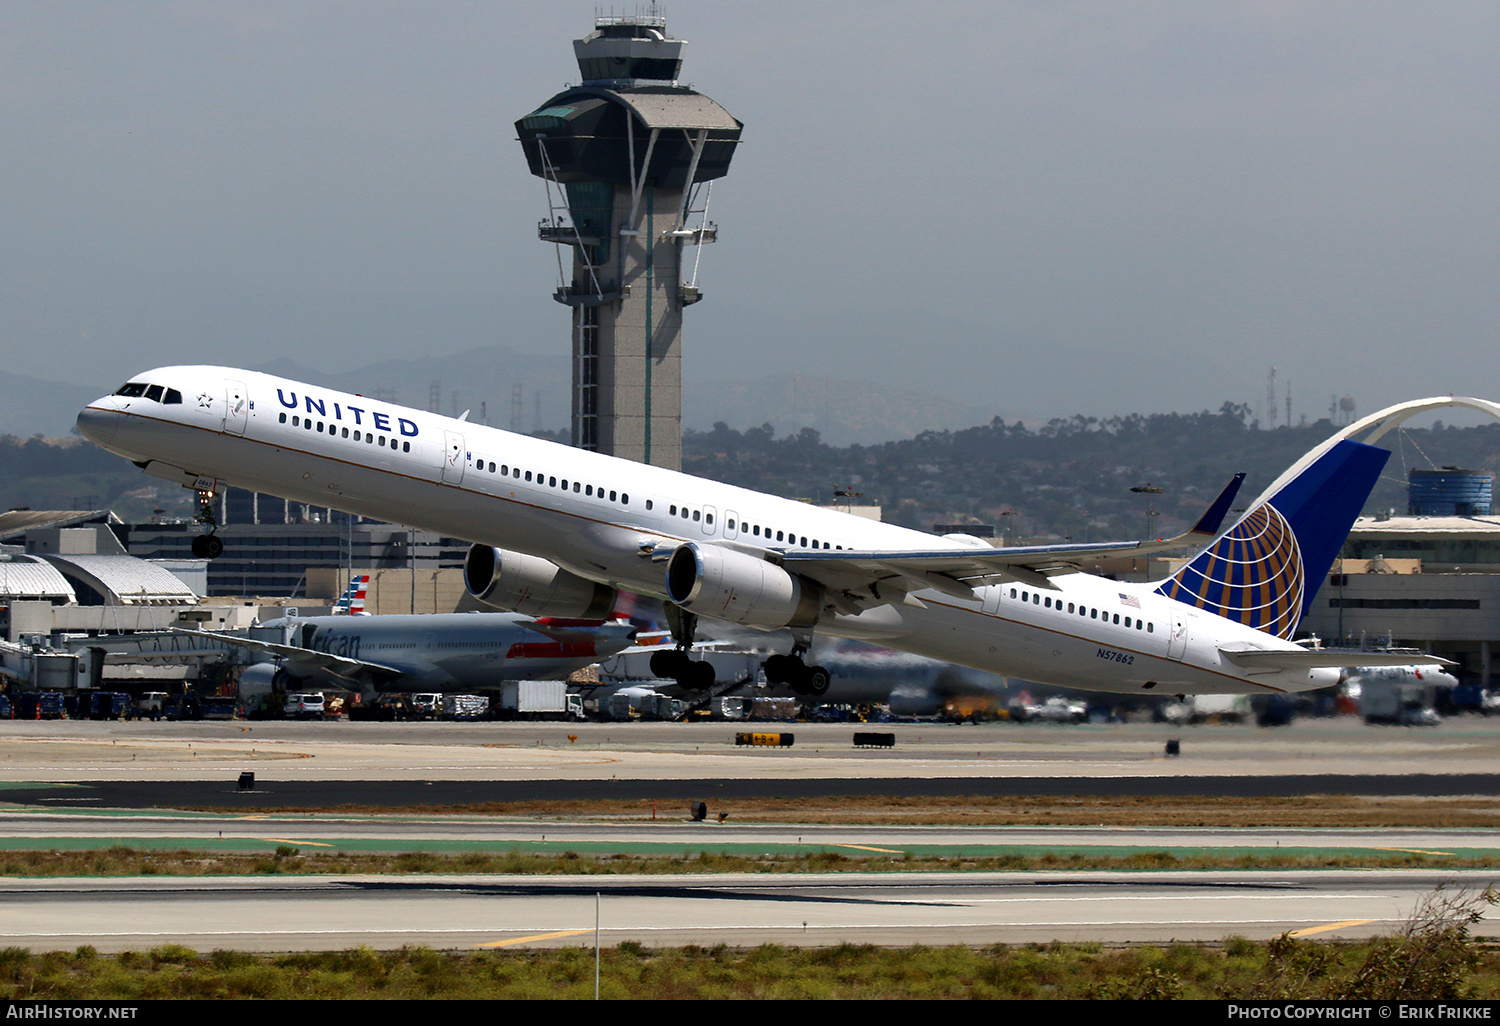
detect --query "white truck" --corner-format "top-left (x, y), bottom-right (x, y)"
top-left (494, 681), bottom-right (584, 720)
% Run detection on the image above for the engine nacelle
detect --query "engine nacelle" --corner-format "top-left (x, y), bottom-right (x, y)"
top-left (235, 663), bottom-right (292, 697)
top-left (665, 542), bottom-right (822, 629)
top-left (464, 544), bottom-right (617, 619)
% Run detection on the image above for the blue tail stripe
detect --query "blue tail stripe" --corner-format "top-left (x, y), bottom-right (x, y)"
top-left (1267, 440), bottom-right (1390, 613)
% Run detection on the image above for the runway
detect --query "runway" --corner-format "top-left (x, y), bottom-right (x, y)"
top-left (0, 717), bottom-right (1496, 951)
top-left (1, 869), bottom-right (1494, 952)
top-left (0, 808), bottom-right (1498, 861)
top-left (2, 716), bottom-right (1499, 792)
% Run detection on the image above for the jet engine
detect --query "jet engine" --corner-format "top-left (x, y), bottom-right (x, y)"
top-left (235, 663), bottom-right (293, 696)
top-left (463, 545), bottom-right (617, 619)
top-left (665, 542), bottom-right (822, 629)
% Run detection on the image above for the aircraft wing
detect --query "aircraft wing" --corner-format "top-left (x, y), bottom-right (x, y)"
top-left (777, 474), bottom-right (1246, 600)
top-left (168, 628), bottom-right (406, 684)
top-left (1218, 645), bottom-right (1456, 670)
top-left (67, 631), bottom-right (239, 662)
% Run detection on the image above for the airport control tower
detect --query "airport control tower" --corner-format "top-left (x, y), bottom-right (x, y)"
top-left (516, 11), bottom-right (741, 470)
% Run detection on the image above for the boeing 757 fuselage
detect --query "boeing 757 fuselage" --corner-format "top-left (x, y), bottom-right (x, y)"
top-left (78, 366), bottom-right (1414, 697)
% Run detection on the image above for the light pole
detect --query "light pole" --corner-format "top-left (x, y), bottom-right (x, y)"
top-left (1131, 484), bottom-right (1164, 539)
top-left (998, 508), bottom-right (1017, 547)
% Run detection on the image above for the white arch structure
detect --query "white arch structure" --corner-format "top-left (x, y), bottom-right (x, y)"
top-left (1249, 396), bottom-right (1500, 511)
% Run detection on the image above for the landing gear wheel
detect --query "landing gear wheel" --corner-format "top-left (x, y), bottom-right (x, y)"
top-left (191, 534), bottom-right (223, 559)
top-left (764, 654), bottom-right (796, 684)
top-left (683, 659), bottom-right (715, 692)
top-left (650, 650), bottom-right (671, 678)
top-left (788, 664), bottom-right (830, 697)
top-left (802, 665), bottom-right (831, 698)
top-left (651, 649), bottom-right (691, 679)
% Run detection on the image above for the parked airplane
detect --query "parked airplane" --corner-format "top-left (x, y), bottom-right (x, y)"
top-left (225, 611), bottom-right (641, 694)
top-left (77, 367), bottom-right (1443, 698)
top-left (1349, 664), bottom-right (1457, 726)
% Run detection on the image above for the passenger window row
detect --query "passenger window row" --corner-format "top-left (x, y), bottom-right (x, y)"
top-left (486, 460), bottom-right (629, 506)
top-left (647, 504), bottom-right (839, 549)
top-left (1009, 587), bottom-right (1154, 633)
top-left (279, 412), bottom-right (411, 453)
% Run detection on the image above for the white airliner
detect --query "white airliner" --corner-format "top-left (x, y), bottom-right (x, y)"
top-left (226, 611), bottom-right (641, 695)
top-left (76, 366), bottom-right (1435, 698)
top-left (87, 576), bottom-right (641, 693)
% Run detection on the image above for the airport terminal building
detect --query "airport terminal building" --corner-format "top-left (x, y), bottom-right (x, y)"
top-left (1301, 472), bottom-right (1500, 685)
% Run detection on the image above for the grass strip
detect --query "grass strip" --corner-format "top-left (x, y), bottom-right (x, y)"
top-left (171, 793), bottom-right (1500, 829)
top-left (1, 932), bottom-right (1498, 999)
top-left (0, 845), bottom-right (1495, 877)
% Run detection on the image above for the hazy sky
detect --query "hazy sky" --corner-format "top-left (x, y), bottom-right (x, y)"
top-left (4, 2), bottom-right (1498, 426)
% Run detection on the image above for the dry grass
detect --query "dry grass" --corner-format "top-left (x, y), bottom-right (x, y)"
top-left (188, 793), bottom-right (1500, 829)
top-left (0, 845), bottom-right (1490, 879)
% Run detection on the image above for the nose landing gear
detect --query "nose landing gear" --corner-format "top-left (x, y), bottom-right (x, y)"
top-left (189, 485), bottom-right (223, 560)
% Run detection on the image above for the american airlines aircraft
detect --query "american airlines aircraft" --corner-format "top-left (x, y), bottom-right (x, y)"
top-left (88, 577), bottom-right (640, 694)
top-left (76, 366), bottom-right (1430, 699)
top-left (226, 611), bottom-right (640, 695)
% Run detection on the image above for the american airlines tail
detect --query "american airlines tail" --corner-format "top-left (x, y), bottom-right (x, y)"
top-left (1154, 439), bottom-right (1390, 638)
top-left (333, 574), bottom-right (370, 615)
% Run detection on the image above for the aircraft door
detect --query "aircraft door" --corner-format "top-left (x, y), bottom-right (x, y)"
top-left (1167, 617), bottom-right (1188, 661)
top-left (442, 431), bottom-right (465, 485)
top-left (724, 510), bottom-right (740, 540)
top-left (224, 380), bottom-right (249, 436)
top-left (701, 504), bottom-right (717, 535)
top-left (981, 585), bottom-right (1001, 615)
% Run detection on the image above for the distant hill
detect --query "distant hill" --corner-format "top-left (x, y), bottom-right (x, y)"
top-left (252, 350), bottom-right (1001, 444)
top-left (6, 350), bottom-right (1018, 445)
top-left (684, 375), bottom-right (1001, 446)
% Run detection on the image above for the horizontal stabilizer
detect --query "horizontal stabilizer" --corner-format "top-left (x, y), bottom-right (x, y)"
top-left (1219, 644), bottom-right (1454, 670)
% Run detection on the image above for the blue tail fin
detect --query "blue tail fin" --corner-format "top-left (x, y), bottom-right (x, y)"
top-left (1154, 439), bottom-right (1389, 638)
top-left (333, 573), bottom-right (369, 615)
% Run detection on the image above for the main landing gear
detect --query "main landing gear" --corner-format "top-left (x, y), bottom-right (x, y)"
top-left (189, 486), bottom-right (223, 560)
top-left (763, 648), bottom-right (831, 698)
top-left (651, 605), bottom-right (717, 692)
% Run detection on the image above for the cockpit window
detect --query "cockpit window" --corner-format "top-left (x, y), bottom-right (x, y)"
top-left (114, 382), bottom-right (182, 404)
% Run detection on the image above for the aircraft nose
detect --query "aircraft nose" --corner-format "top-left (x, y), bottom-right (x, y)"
top-left (76, 403), bottom-right (119, 447)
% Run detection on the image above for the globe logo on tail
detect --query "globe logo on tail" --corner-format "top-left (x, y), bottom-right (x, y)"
top-left (1156, 504), bottom-right (1304, 639)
